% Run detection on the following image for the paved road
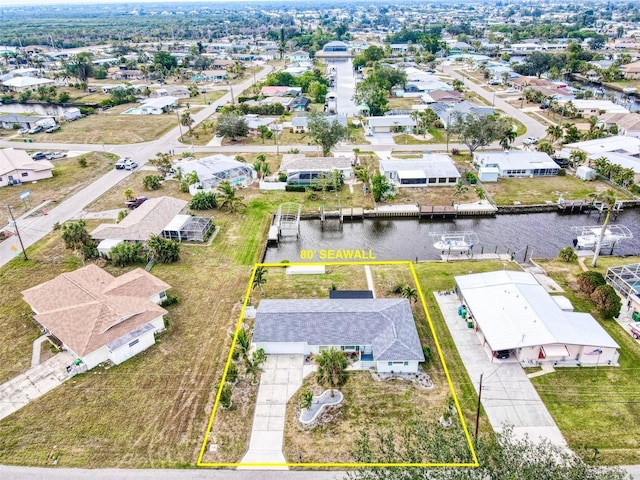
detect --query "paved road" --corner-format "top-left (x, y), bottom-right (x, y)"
top-left (0, 65), bottom-right (273, 269)
top-left (0, 466), bottom-right (348, 480)
top-left (327, 58), bottom-right (357, 116)
top-left (441, 63), bottom-right (548, 144)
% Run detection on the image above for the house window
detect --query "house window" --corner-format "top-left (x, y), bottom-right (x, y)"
top-left (341, 345), bottom-right (356, 352)
top-left (129, 339), bottom-right (140, 348)
top-left (21, 172), bottom-right (28, 177)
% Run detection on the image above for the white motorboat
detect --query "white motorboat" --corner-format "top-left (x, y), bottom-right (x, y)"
top-left (574, 227), bottom-right (626, 250)
top-left (433, 235), bottom-right (472, 252)
top-left (623, 86), bottom-right (637, 95)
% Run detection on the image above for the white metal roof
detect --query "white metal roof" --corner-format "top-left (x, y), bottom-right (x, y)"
top-left (381, 155), bottom-right (460, 179)
top-left (474, 151), bottom-right (558, 171)
top-left (455, 270), bottom-right (619, 351)
top-left (566, 135), bottom-right (640, 156)
top-left (163, 214), bottom-right (192, 232)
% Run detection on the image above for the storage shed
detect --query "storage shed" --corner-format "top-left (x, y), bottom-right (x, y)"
top-left (576, 165), bottom-right (597, 181)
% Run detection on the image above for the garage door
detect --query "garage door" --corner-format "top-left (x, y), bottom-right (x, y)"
top-left (261, 342), bottom-right (306, 355)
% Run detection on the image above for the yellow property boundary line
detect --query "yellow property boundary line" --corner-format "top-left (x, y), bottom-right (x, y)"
top-left (197, 260), bottom-right (479, 468)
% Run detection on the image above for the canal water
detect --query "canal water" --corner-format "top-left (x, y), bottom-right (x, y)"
top-left (264, 209), bottom-right (640, 263)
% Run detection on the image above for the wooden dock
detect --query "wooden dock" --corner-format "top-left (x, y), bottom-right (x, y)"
top-left (557, 200), bottom-right (591, 214)
top-left (341, 207), bottom-right (364, 220)
top-left (419, 205), bottom-right (457, 219)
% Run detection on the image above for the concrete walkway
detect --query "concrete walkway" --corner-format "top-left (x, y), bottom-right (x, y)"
top-left (239, 355), bottom-right (304, 468)
top-left (434, 292), bottom-right (568, 448)
top-left (30, 335), bottom-right (49, 368)
top-left (364, 265), bottom-right (376, 297)
top-left (0, 351), bottom-right (73, 421)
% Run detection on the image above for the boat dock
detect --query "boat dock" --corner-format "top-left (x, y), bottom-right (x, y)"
top-left (419, 205), bottom-right (457, 219)
top-left (341, 207), bottom-right (364, 220)
top-left (557, 200), bottom-right (591, 214)
top-left (440, 253), bottom-right (512, 262)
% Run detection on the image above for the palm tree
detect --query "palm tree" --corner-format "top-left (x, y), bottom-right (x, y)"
top-left (181, 111), bottom-right (194, 136)
top-left (315, 348), bottom-right (348, 397)
top-left (569, 150), bottom-right (587, 168)
top-left (475, 186), bottom-right (486, 200)
top-left (123, 189), bottom-right (135, 201)
top-left (499, 128), bottom-right (517, 150)
top-left (587, 189), bottom-right (617, 267)
top-left (217, 180), bottom-right (245, 212)
top-left (252, 266), bottom-right (267, 293)
top-left (453, 180), bottom-right (469, 198)
top-left (546, 124), bottom-right (563, 144)
top-left (401, 285), bottom-right (418, 303)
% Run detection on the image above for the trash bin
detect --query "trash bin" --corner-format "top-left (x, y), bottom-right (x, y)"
top-left (467, 320), bottom-right (473, 328)
top-left (633, 311), bottom-right (640, 322)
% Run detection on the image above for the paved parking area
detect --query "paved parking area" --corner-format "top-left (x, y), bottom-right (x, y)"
top-left (239, 354), bottom-right (304, 469)
top-left (0, 351), bottom-right (73, 421)
top-left (435, 292), bottom-right (568, 447)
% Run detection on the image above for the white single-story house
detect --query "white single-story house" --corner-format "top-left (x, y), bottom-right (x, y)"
top-left (557, 99), bottom-right (629, 118)
top-left (0, 114), bottom-right (53, 130)
top-left (587, 151), bottom-right (640, 175)
top-left (565, 135), bottom-right (640, 157)
top-left (22, 264), bottom-right (171, 370)
top-left (3, 76), bottom-right (54, 92)
top-left (473, 151), bottom-right (559, 178)
top-left (281, 153), bottom-right (354, 184)
top-left (366, 115), bottom-right (416, 134)
top-left (138, 96), bottom-right (177, 115)
top-left (91, 196), bottom-right (188, 242)
top-left (191, 69), bottom-right (227, 82)
top-left (286, 50), bottom-right (311, 63)
top-left (175, 154), bottom-right (256, 194)
top-left (291, 114), bottom-right (347, 133)
top-left (0, 148), bottom-right (54, 187)
top-left (379, 154), bottom-right (461, 187)
top-left (455, 270), bottom-right (620, 367)
top-left (252, 298), bottom-right (425, 373)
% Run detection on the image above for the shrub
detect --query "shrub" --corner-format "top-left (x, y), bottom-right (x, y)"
top-left (117, 209), bottom-right (129, 223)
top-left (190, 191), bottom-right (218, 210)
top-left (300, 390), bottom-right (313, 410)
top-left (278, 172), bottom-right (287, 182)
top-left (451, 148), bottom-right (460, 156)
top-left (143, 175), bottom-right (162, 190)
top-left (577, 271), bottom-right (606, 295)
top-left (465, 171), bottom-right (477, 184)
top-left (160, 294), bottom-right (180, 307)
top-left (109, 242), bottom-right (143, 267)
top-left (226, 363), bottom-right (238, 383)
top-left (591, 284), bottom-right (622, 318)
top-left (557, 168), bottom-right (566, 176)
top-left (558, 246), bottom-right (577, 263)
top-left (218, 383), bottom-right (233, 409)
top-left (629, 184), bottom-right (640, 195)
top-left (285, 185), bottom-right (308, 192)
top-left (78, 157), bottom-right (88, 168)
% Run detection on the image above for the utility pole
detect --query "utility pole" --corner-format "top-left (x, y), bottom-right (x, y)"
top-left (176, 109), bottom-right (184, 142)
top-left (474, 372), bottom-right (483, 438)
top-left (7, 205), bottom-right (28, 261)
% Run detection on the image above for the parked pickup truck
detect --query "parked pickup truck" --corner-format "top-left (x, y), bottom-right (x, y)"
top-left (124, 196), bottom-right (147, 210)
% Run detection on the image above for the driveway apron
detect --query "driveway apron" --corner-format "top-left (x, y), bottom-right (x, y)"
top-left (239, 354), bottom-right (304, 468)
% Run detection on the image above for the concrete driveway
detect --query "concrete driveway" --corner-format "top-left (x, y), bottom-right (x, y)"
top-left (435, 292), bottom-right (568, 447)
top-left (240, 354), bottom-right (305, 468)
top-left (0, 351), bottom-right (73, 421)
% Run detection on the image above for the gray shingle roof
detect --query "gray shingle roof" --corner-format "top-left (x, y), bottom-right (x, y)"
top-left (253, 298), bottom-right (424, 362)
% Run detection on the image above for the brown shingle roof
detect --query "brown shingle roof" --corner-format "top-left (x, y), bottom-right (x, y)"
top-left (22, 264), bottom-right (170, 357)
top-left (0, 148), bottom-right (54, 176)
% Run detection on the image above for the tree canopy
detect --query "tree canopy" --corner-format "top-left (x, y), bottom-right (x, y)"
top-left (307, 111), bottom-right (348, 156)
top-left (449, 113), bottom-right (513, 155)
top-left (215, 113), bottom-right (249, 140)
